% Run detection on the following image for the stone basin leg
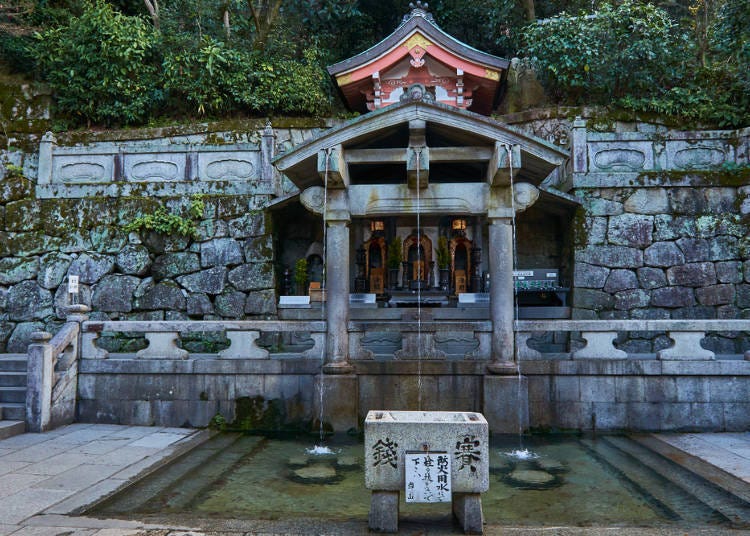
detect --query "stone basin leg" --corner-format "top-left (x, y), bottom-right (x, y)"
top-left (452, 492), bottom-right (484, 535)
top-left (369, 490), bottom-right (399, 532)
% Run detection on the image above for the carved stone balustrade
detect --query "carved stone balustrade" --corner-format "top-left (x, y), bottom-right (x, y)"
top-left (348, 321), bottom-right (492, 360)
top-left (81, 320), bottom-right (326, 360)
top-left (516, 319), bottom-right (750, 360)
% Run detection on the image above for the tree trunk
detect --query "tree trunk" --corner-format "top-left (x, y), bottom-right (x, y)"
top-left (143, 0), bottom-right (159, 29)
top-left (249, 0), bottom-right (284, 50)
top-left (522, 0), bottom-right (535, 22)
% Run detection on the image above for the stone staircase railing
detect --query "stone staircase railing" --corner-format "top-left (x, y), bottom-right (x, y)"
top-left (516, 319), bottom-right (750, 360)
top-left (26, 305), bottom-right (89, 432)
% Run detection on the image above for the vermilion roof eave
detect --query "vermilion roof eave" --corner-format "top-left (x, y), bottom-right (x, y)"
top-left (326, 15), bottom-right (509, 78)
top-left (334, 38), bottom-right (502, 85)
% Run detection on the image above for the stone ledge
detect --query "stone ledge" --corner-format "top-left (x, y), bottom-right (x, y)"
top-left (79, 357), bottom-right (320, 374)
top-left (521, 359), bottom-right (750, 376)
top-left (354, 360), bottom-right (488, 375)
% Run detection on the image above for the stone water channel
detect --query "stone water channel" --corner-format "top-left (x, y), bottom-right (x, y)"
top-left (87, 432), bottom-right (750, 530)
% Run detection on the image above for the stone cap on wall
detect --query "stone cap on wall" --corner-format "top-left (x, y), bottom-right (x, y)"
top-left (572, 119), bottom-right (750, 188)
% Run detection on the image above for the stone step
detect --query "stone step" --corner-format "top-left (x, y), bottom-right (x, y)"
top-left (0, 372), bottom-right (27, 387)
top-left (0, 403), bottom-right (25, 421)
top-left (580, 437), bottom-right (722, 524)
top-left (606, 435), bottom-right (750, 526)
top-left (633, 434), bottom-right (750, 506)
top-left (0, 355), bottom-right (28, 372)
top-left (0, 420), bottom-right (25, 440)
top-left (0, 387), bottom-right (26, 404)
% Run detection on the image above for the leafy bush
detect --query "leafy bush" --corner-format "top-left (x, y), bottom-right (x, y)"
top-left (124, 195), bottom-right (205, 239)
top-left (294, 258), bottom-right (309, 290)
top-left (712, 0), bottom-right (750, 94)
top-left (163, 36), bottom-right (251, 115)
top-left (163, 36), bottom-right (330, 116)
top-left (522, 2), bottom-right (683, 102)
top-left (0, 33), bottom-right (36, 73)
top-left (34, 0), bottom-right (161, 125)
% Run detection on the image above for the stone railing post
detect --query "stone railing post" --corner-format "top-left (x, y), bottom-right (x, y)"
top-left (64, 304), bottom-right (89, 366)
top-left (572, 117), bottom-right (587, 174)
top-left (260, 122), bottom-right (280, 196)
top-left (26, 331), bottom-right (54, 433)
top-left (37, 131), bottom-right (56, 185)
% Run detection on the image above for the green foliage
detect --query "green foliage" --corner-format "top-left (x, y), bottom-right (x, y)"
top-left (431, 0), bottom-right (525, 57)
top-left (162, 36), bottom-right (330, 116)
top-left (618, 65), bottom-right (749, 127)
top-left (294, 258), bottom-right (308, 288)
top-left (34, 0), bottom-right (161, 125)
top-left (713, 0), bottom-right (750, 93)
top-left (3, 163), bottom-right (25, 179)
top-left (523, 2), bottom-right (681, 102)
top-left (124, 195), bottom-right (205, 239)
top-left (522, 0), bottom-right (750, 127)
top-left (209, 413), bottom-right (227, 430)
top-left (387, 236), bottom-right (402, 269)
top-left (436, 236), bottom-right (450, 269)
top-left (0, 34), bottom-right (36, 73)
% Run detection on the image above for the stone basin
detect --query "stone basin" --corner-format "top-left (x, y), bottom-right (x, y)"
top-left (364, 410), bottom-right (489, 492)
top-left (364, 410), bottom-right (489, 533)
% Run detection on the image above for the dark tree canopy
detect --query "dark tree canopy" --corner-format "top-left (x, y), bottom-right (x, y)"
top-left (0, 0), bottom-right (747, 127)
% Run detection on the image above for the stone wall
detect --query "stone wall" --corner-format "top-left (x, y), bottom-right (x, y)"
top-left (0, 155), bottom-right (277, 353)
top-left (524, 360), bottom-right (750, 432)
top-left (0, 122), bottom-right (333, 353)
top-left (571, 182), bottom-right (750, 353)
top-left (568, 120), bottom-right (750, 353)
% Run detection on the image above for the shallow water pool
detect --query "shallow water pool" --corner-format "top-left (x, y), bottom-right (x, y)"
top-left (89, 433), bottom-right (750, 528)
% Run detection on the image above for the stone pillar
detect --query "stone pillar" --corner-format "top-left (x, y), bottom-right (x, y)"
top-left (260, 122), bottom-right (279, 196)
top-left (26, 331), bottom-right (54, 433)
top-left (324, 217), bottom-right (353, 373)
top-left (37, 131), bottom-right (56, 185)
top-left (487, 216), bottom-right (516, 373)
top-left (572, 116), bottom-right (587, 174)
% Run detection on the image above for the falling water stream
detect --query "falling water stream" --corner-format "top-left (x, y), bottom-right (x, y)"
top-left (415, 147), bottom-right (423, 410)
top-left (310, 147), bottom-right (332, 455)
top-left (506, 142), bottom-right (535, 458)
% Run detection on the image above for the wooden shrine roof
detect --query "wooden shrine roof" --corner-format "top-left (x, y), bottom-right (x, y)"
top-left (327, 2), bottom-right (510, 115)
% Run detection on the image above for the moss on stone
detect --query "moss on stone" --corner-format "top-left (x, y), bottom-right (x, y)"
top-left (0, 174), bottom-right (34, 204)
top-left (4, 199), bottom-right (41, 232)
top-left (636, 167), bottom-right (750, 188)
top-left (571, 207), bottom-right (590, 249)
top-left (54, 116), bottom-right (329, 147)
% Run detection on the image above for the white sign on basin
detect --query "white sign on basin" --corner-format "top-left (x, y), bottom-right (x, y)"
top-left (364, 410), bottom-right (489, 493)
top-left (405, 451), bottom-right (451, 503)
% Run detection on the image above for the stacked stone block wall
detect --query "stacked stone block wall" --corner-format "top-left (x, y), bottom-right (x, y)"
top-left (0, 151), bottom-right (277, 353)
top-left (572, 182), bottom-right (750, 353)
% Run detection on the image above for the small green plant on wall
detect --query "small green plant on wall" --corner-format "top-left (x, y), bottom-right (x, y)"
top-left (125, 195), bottom-right (205, 238)
top-left (437, 236), bottom-right (450, 269)
top-left (3, 163), bottom-right (25, 179)
top-left (387, 236), bottom-right (402, 269)
top-left (294, 258), bottom-right (308, 295)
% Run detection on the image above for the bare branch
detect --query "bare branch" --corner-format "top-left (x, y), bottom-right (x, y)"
top-left (143, 0), bottom-right (160, 29)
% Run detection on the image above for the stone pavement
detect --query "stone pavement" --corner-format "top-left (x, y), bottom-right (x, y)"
top-left (0, 423), bottom-right (206, 536)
